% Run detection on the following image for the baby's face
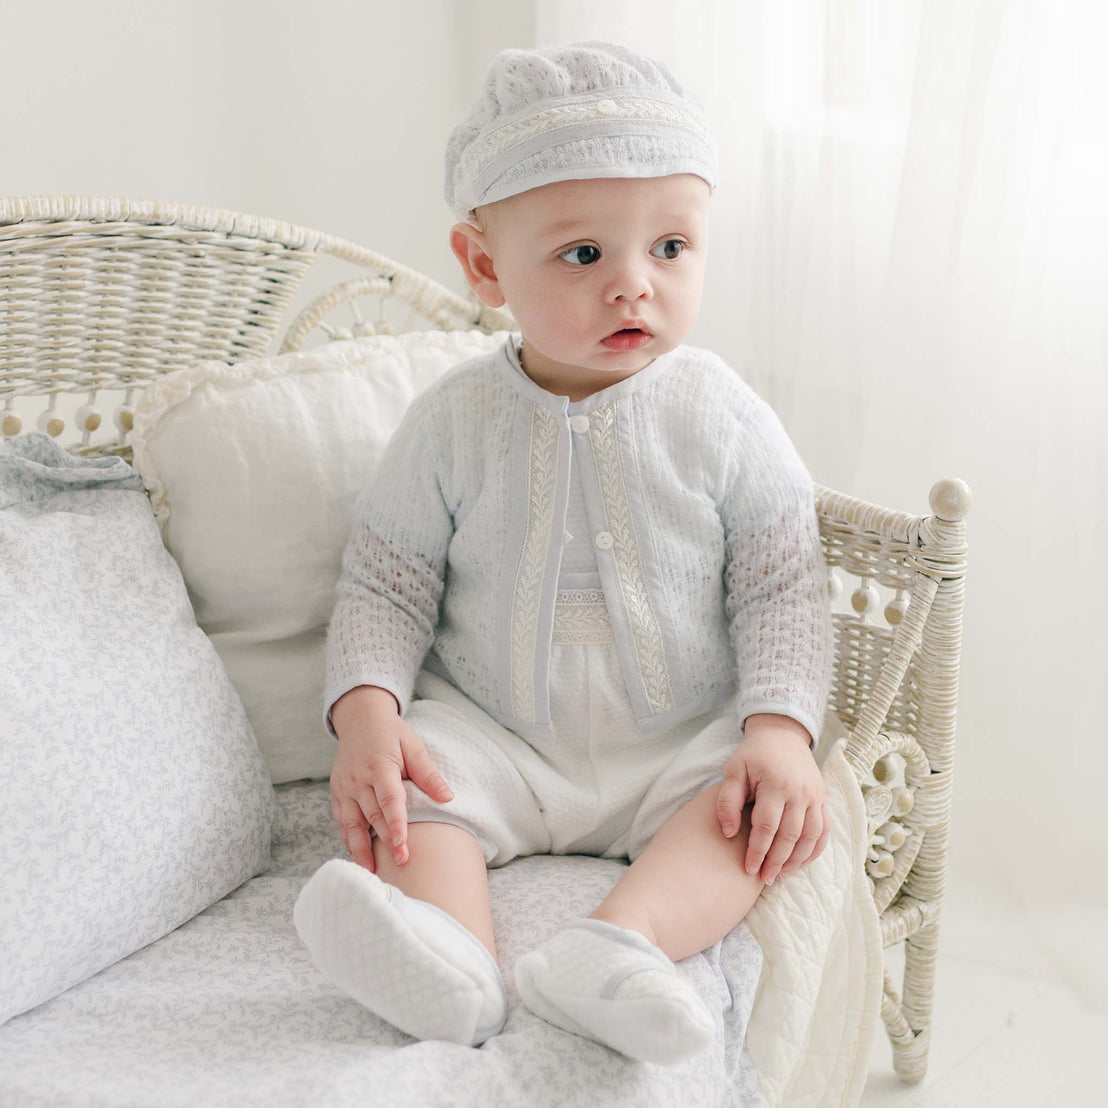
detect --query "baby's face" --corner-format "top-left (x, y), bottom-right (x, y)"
top-left (453, 174), bottom-right (709, 400)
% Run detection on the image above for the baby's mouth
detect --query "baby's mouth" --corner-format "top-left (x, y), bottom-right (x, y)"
top-left (600, 327), bottom-right (653, 350)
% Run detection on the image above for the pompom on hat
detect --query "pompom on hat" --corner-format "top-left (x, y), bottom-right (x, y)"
top-left (444, 40), bottom-right (719, 225)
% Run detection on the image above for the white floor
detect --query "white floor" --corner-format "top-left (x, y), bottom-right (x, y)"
top-left (858, 886), bottom-right (1107, 1107)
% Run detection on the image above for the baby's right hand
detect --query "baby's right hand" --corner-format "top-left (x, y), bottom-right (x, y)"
top-left (329, 686), bottom-right (454, 871)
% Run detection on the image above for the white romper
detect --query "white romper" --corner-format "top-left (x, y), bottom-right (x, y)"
top-left (397, 349), bottom-right (743, 867)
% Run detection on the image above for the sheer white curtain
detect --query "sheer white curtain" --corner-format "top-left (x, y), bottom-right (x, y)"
top-left (528, 0), bottom-right (1108, 933)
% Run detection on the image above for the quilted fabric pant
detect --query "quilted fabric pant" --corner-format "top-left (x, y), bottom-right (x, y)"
top-left (395, 586), bottom-right (742, 867)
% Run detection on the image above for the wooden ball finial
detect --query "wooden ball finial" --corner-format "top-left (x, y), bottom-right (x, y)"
top-left (929, 478), bottom-right (972, 521)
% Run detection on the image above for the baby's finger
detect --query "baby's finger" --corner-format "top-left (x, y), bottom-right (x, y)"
top-left (401, 732), bottom-right (455, 804)
top-left (373, 770), bottom-right (410, 865)
top-left (807, 802), bottom-right (832, 864)
top-left (338, 796), bottom-right (377, 873)
top-left (777, 803), bottom-right (823, 878)
top-left (759, 802), bottom-right (805, 885)
top-left (744, 792), bottom-right (785, 878)
top-left (716, 772), bottom-right (747, 839)
top-left (356, 790), bottom-right (395, 868)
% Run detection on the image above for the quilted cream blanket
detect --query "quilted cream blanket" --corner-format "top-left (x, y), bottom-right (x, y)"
top-left (744, 722), bottom-right (884, 1106)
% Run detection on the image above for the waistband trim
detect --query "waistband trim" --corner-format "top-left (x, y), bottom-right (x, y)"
top-left (552, 587), bottom-right (614, 644)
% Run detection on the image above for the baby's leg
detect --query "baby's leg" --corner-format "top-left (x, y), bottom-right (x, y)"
top-left (514, 783), bottom-right (761, 1063)
top-left (373, 819), bottom-right (497, 959)
top-left (296, 673), bottom-right (549, 1045)
top-left (589, 781), bottom-right (764, 962)
top-left (294, 821), bottom-right (506, 1046)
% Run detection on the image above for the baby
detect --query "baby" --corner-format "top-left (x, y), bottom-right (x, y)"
top-left (294, 40), bottom-right (834, 1065)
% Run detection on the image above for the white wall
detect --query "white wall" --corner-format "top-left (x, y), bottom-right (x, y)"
top-left (1, 0), bottom-right (535, 319)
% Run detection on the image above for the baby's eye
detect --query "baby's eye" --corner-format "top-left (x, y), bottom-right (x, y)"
top-left (559, 244), bottom-right (601, 266)
top-left (650, 239), bottom-right (686, 260)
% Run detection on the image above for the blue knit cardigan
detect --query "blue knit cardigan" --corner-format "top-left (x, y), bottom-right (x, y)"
top-left (324, 336), bottom-right (833, 750)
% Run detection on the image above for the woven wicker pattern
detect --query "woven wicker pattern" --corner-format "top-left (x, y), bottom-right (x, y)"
top-left (817, 478), bottom-right (969, 1082)
top-left (0, 195), bottom-right (970, 1086)
top-left (0, 196), bottom-right (514, 454)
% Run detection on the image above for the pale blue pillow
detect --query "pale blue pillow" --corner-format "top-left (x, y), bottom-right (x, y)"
top-left (0, 434), bottom-right (276, 1026)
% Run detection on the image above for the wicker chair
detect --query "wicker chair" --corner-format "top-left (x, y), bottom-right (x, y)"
top-left (0, 194), bottom-right (971, 1086)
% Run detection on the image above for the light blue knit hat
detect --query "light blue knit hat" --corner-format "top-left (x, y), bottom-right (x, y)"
top-left (444, 40), bottom-right (719, 224)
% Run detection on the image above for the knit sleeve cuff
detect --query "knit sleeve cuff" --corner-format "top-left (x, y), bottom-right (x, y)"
top-left (737, 700), bottom-right (823, 755)
top-left (322, 677), bottom-right (410, 741)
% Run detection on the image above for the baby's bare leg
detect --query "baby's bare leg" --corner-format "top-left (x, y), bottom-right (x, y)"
top-left (372, 820), bottom-right (497, 960)
top-left (513, 787), bottom-right (747, 1062)
top-left (590, 782), bottom-right (764, 962)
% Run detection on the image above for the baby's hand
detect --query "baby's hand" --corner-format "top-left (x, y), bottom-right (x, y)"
top-left (716, 714), bottom-right (831, 886)
top-left (329, 686), bottom-right (454, 871)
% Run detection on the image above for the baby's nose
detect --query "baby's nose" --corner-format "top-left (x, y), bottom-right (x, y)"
top-left (608, 265), bottom-right (652, 301)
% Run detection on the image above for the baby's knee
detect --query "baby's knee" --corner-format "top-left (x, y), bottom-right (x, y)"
top-left (680, 783), bottom-right (761, 876)
top-left (372, 819), bottom-right (489, 882)
top-left (691, 781), bottom-right (740, 834)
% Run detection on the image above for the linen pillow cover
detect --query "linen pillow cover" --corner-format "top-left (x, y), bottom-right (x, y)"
top-left (0, 434), bottom-right (275, 1027)
top-left (130, 329), bottom-right (511, 784)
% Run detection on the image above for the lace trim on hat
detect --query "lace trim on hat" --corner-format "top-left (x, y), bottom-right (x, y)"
top-left (458, 92), bottom-right (715, 185)
top-left (588, 404), bottom-right (675, 714)
top-left (509, 403), bottom-right (560, 723)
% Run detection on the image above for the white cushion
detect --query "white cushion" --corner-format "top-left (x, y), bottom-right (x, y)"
top-left (131, 330), bottom-right (511, 784)
top-left (0, 434), bottom-right (275, 1027)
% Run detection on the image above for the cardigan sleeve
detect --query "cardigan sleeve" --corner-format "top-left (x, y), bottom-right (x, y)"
top-left (719, 393), bottom-right (833, 751)
top-left (322, 388), bottom-right (454, 738)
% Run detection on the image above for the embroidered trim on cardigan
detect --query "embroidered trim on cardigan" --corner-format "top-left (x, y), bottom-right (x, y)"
top-left (510, 404), bottom-right (561, 722)
top-left (588, 405), bottom-right (675, 713)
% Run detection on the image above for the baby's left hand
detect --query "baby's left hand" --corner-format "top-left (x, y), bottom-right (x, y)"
top-left (717, 714), bottom-right (830, 885)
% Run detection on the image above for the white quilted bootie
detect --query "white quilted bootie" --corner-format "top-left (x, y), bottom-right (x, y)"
top-left (293, 858), bottom-right (507, 1046)
top-left (514, 918), bottom-right (715, 1064)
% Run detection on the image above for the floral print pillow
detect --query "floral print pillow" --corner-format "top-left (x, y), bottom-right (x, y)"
top-left (0, 433), bottom-right (275, 1025)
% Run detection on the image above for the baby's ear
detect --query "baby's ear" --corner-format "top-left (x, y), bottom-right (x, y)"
top-left (449, 222), bottom-right (506, 308)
